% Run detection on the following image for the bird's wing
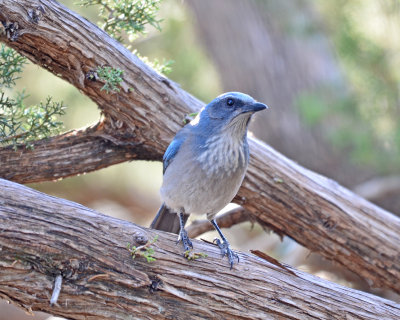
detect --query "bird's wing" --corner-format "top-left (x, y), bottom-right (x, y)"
top-left (163, 131), bottom-right (186, 174)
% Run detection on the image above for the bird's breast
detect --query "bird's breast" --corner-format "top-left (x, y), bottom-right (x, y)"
top-left (160, 133), bottom-right (249, 216)
top-left (195, 134), bottom-right (248, 177)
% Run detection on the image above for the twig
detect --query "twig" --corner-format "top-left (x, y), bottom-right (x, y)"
top-left (50, 274), bottom-right (62, 306)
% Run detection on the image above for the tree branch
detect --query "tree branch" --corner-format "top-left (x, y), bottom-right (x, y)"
top-left (1, 0), bottom-right (400, 295)
top-left (1, 178), bottom-right (399, 320)
top-left (0, 0), bottom-right (202, 163)
top-left (187, 207), bottom-right (253, 238)
top-left (0, 121), bottom-right (161, 183)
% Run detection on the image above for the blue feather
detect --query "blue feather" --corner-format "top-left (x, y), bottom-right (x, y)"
top-left (163, 132), bottom-right (186, 174)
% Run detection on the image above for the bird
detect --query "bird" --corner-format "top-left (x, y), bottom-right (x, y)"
top-left (151, 92), bottom-right (268, 268)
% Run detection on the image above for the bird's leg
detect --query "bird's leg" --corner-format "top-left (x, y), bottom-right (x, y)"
top-left (177, 211), bottom-right (193, 252)
top-left (211, 219), bottom-right (239, 269)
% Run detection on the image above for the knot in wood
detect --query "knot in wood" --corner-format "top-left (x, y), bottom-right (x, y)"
top-left (40, 55), bottom-right (52, 68)
top-left (86, 70), bottom-right (98, 82)
top-left (60, 258), bottom-right (88, 280)
top-left (2, 21), bottom-right (19, 41)
top-left (322, 216), bottom-right (336, 230)
top-left (149, 276), bottom-right (162, 293)
top-left (134, 233), bottom-right (148, 246)
top-left (28, 5), bottom-right (45, 23)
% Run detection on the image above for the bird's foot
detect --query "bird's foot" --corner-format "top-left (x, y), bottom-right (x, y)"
top-left (177, 228), bottom-right (193, 252)
top-left (213, 238), bottom-right (239, 269)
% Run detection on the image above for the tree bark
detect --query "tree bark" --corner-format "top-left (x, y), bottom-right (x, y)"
top-left (1, 178), bottom-right (399, 320)
top-left (1, 0), bottom-right (400, 296)
top-left (0, 121), bottom-right (160, 183)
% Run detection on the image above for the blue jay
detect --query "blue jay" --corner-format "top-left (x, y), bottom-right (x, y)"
top-left (151, 92), bottom-right (268, 268)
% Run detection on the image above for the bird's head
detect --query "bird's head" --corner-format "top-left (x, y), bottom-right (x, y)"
top-left (191, 92), bottom-right (268, 137)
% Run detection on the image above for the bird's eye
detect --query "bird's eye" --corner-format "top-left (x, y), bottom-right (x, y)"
top-left (227, 98), bottom-right (234, 106)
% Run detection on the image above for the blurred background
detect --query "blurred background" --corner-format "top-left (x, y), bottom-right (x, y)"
top-left (2, 0), bottom-right (400, 318)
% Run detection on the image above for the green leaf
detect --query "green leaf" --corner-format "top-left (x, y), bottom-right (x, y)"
top-left (96, 66), bottom-right (124, 93)
top-left (0, 44), bottom-right (27, 88)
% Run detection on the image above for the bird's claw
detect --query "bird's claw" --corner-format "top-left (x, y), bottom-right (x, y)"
top-left (213, 238), bottom-right (239, 269)
top-left (178, 228), bottom-right (193, 252)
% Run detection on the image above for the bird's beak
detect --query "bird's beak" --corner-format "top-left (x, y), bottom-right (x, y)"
top-left (240, 102), bottom-right (268, 114)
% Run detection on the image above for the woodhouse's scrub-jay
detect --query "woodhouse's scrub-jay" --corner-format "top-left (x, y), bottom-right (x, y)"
top-left (151, 92), bottom-right (268, 268)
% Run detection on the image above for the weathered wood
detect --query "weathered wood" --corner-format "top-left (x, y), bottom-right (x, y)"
top-left (0, 178), bottom-right (399, 320)
top-left (1, 0), bottom-right (400, 295)
top-left (241, 139), bottom-right (400, 292)
top-left (0, 122), bottom-right (160, 183)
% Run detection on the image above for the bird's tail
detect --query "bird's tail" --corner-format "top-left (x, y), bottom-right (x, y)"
top-left (150, 203), bottom-right (189, 234)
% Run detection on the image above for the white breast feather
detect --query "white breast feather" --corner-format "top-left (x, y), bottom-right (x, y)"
top-left (197, 134), bottom-right (245, 176)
